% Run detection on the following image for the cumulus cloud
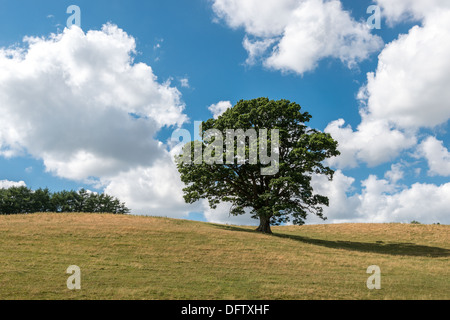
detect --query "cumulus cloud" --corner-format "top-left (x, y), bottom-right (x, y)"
top-left (104, 150), bottom-right (200, 218)
top-left (418, 137), bottom-right (450, 177)
top-left (362, 11), bottom-right (450, 129)
top-left (212, 0), bottom-right (383, 74)
top-left (0, 24), bottom-right (186, 175)
top-left (0, 24), bottom-right (192, 216)
top-left (0, 180), bottom-right (27, 189)
top-left (310, 170), bottom-right (360, 223)
top-left (375, 0), bottom-right (450, 24)
top-left (212, 0), bottom-right (298, 37)
top-left (324, 118), bottom-right (416, 168)
top-left (310, 170), bottom-right (450, 224)
top-left (208, 101), bottom-right (232, 119)
top-left (384, 163), bottom-right (405, 184)
top-left (242, 37), bottom-right (276, 66)
top-left (264, 0), bottom-right (383, 73)
top-left (356, 178), bottom-right (450, 224)
top-left (326, 7), bottom-right (450, 169)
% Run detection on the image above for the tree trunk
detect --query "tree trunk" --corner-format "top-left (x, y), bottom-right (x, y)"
top-left (256, 215), bottom-right (272, 234)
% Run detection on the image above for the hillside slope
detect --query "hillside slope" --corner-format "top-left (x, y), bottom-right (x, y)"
top-left (0, 213), bottom-right (448, 300)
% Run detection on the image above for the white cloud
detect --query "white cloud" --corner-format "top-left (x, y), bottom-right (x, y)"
top-left (326, 8), bottom-right (450, 169)
top-left (310, 170), bottom-right (360, 223)
top-left (104, 150), bottom-right (200, 218)
top-left (418, 137), bottom-right (450, 177)
top-left (208, 101), bottom-right (232, 119)
top-left (213, 0), bottom-right (383, 74)
top-left (317, 4), bottom-right (450, 224)
top-left (264, 0), bottom-right (383, 74)
top-left (242, 36), bottom-right (276, 65)
top-left (362, 10), bottom-right (450, 129)
top-left (0, 24), bottom-right (186, 179)
top-left (0, 24), bottom-right (193, 216)
top-left (324, 118), bottom-right (416, 168)
top-left (357, 178), bottom-right (450, 224)
top-left (212, 0), bottom-right (298, 37)
top-left (376, 0), bottom-right (450, 24)
top-left (0, 180), bottom-right (27, 189)
top-left (384, 163), bottom-right (404, 184)
top-left (310, 170), bottom-right (450, 224)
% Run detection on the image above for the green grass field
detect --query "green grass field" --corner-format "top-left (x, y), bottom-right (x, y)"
top-left (0, 213), bottom-right (448, 300)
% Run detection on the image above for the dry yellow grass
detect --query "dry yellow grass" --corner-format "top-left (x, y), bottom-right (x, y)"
top-left (0, 213), bottom-right (448, 300)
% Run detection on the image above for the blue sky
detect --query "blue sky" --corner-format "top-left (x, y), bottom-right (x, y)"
top-left (0, 0), bottom-right (449, 225)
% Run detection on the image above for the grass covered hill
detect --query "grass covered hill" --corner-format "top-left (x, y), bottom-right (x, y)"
top-left (0, 213), bottom-right (448, 300)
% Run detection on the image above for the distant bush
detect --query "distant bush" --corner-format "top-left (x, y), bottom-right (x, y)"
top-left (410, 220), bottom-right (421, 224)
top-left (0, 187), bottom-right (129, 215)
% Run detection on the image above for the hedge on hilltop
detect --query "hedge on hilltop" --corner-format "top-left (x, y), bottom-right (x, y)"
top-left (0, 187), bottom-right (130, 215)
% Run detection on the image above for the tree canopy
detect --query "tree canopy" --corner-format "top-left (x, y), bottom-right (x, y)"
top-left (176, 98), bottom-right (340, 233)
top-left (0, 187), bottom-right (129, 215)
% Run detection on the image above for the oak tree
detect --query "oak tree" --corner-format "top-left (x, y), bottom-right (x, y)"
top-left (176, 98), bottom-right (340, 233)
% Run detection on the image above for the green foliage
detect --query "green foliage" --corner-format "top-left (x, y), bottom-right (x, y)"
top-left (176, 98), bottom-right (340, 232)
top-left (0, 187), bottom-right (129, 215)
